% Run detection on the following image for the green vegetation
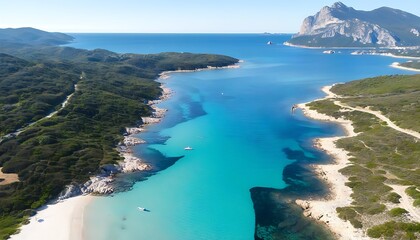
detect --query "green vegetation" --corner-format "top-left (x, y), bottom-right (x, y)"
top-left (389, 208), bottom-right (409, 217)
top-left (332, 75), bottom-right (420, 96)
top-left (307, 74), bottom-right (420, 239)
top-left (387, 192), bottom-right (402, 204)
top-left (367, 221), bottom-right (420, 239)
top-left (405, 187), bottom-right (420, 207)
top-left (332, 74), bottom-right (420, 133)
top-left (0, 216), bottom-right (27, 240)
top-left (0, 27), bottom-right (74, 46)
top-left (401, 60), bottom-right (420, 71)
top-left (0, 54), bottom-right (77, 135)
top-left (0, 45), bottom-right (238, 239)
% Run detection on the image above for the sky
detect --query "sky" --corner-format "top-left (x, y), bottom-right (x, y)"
top-left (1, 0), bottom-right (419, 33)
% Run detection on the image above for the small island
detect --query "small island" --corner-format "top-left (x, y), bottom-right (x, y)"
top-left (299, 74), bottom-right (420, 239)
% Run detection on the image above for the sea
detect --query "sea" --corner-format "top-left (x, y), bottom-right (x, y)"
top-left (67, 34), bottom-right (411, 240)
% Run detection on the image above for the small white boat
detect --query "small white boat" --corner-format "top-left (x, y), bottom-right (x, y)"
top-left (138, 207), bottom-right (147, 211)
top-left (267, 41), bottom-right (273, 45)
top-left (184, 146), bottom-right (193, 150)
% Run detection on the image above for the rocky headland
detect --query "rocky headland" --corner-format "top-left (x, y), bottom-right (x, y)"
top-left (286, 2), bottom-right (420, 48)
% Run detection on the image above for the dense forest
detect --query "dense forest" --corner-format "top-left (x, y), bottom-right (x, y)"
top-left (0, 41), bottom-right (238, 239)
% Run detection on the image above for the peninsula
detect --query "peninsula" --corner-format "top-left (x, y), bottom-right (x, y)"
top-left (0, 28), bottom-right (239, 239)
top-left (299, 74), bottom-right (420, 239)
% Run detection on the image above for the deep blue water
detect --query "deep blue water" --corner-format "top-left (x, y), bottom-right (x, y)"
top-left (67, 34), bottom-right (411, 239)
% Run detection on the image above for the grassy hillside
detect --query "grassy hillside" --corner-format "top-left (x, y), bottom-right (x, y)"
top-left (0, 54), bottom-right (78, 135)
top-left (0, 46), bottom-right (238, 239)
top-left (332, 74), bottom-right (420, 132)
top-left (0, 27), bottom-right (74, 46)
top-left (307, 74), bottom-right (420, 239)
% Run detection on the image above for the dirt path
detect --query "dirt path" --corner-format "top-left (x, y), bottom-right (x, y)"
top-left (334, 101), bottom-right (420, 140)
top-left (322, 86), bottom-right (420, 140)
top-left (321, 87), bottom-right (420, 221)
top-left (46, 84), bottom-right (78, 119)
top-left (388, 184), bottom-right (420, 222)
top-left (0, 84), bottom-right (78, 143)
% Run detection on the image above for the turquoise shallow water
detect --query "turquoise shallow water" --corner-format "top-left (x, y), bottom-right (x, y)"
top-left (67, 34), bottom-right (412, 239)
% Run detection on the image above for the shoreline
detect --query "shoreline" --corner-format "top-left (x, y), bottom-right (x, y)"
top-left (380, 53), bottom-right (420, 60)
top-left (114, 62), bottom-right (242, 180)
top-left (284, 41), bottom-right (419, 50)
top-left (390, 62), bottom-right (420, 72)
top-left (158, 62), bottom-right (241, 79)
top-left (9, 195), bottom-right (95, 240)
top-left (284, 41), bottom-right (397, 50)
top-left (8, 62), bottom-right (241, 240)
top-left (296, 86), bottom-right (369, 239)
top-left (284, 42), bottom-right (420, 61)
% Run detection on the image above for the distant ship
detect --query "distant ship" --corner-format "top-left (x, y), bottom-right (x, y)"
top-left (184, 146), bottom-right (193, 150)
top-left (267, 41), bottom-right (273, 45)
top-left (323, 50), bottom-right (335, 54)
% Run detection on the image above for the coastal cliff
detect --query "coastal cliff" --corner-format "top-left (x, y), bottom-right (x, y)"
top-left (286, 2), bottom-right (420, 48)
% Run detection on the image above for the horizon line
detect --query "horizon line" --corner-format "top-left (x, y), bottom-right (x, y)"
top-left (63, 32), bottom-right (296, 35)
top-left (0, 27), bottom-right (296, 35)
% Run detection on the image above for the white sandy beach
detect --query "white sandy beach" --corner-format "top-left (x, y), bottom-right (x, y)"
top-left (158, 63), bottom-right (241, 80)
top-left (297, 86), bottom-right (369, 240)
top-left (10, 195), bottom-right (95, 240)
top-left (390, 62), bottom-right (420, 72)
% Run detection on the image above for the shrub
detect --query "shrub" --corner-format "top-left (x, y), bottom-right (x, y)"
top-left (389, 208), bottom-right (408, 217)
top-left (349, 219), bottom-right (363, 228)
top-left (367, 221), bottom-right (420, 239)
top-left (387, 192), bottom-right (402, 204)
top-left (337, 207), bottom-right (357, 220)
top-left (366, 204), bottom-right (386, 215)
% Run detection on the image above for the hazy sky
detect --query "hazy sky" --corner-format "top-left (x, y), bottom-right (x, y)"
top-left (1, 1), bottom-right (419, 33)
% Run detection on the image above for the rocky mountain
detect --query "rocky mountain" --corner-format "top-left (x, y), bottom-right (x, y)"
top-left (0, 27), bottom-right (74, 46)
top-left (286, 2), bottom-right (420, 48)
